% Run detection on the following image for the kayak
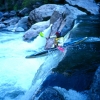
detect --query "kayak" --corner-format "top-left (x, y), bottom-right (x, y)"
top-left (25, 37), bottom-right (88, 58)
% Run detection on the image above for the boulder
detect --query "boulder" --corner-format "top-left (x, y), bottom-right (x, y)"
top-left (9, 10), bottom-right (16, 17)
top-left (24, 10), bottom-right (69, 42)
top-left (4, 16), bottom-right (28, 32)
top-left (3, 17), bottom-right (20, 31)
top-left (42, 68), bottom-right (95, 92)
top-left (53, 15), bottom-right (100, 73)
top-left (23, 20), bottom-right (50, 41)
top-left (45, 5), bottom-right (86, 49)
top-left (15, 27), bottom-right (25, 32)
top-left (28, 4), bottom-right (67, 26)
top-left (6, 25), bottom-right (16, 31)
top-left (3, 11), bottom-right (16, 18)
top-left (17, 7), bottom-right (30, 17)
top-left (64, 4), bottom-right (86, 18)
top-left (37, 87), bottom-right (64, 100)
top-left (0, 23), bottom-right (6, 28)
top-left (62, 4), bottom-right (86, 35)
top-left (3, 17), bottom-right (20, 26)
top-left (65, 0), bottom-right (99, 14)
top-left (57, 3), bottom-right (87, 36)
top-left (15, 16), bottom-right (28, 31)
top-left (3, 12), bottom-right (10, 18)
top-left (26, 3), bottom-right (86, 46)
top-left (90, 66), bottom-right (100, 100)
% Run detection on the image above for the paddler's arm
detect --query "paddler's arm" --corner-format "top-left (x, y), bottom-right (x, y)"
top-left (49, 35), bottom-right (56, 38)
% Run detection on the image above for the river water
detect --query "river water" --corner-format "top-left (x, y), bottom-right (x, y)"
top-left (0, 15), bottom-right (100, 100)
top-left (0, 32), bottom-right (49, 100)
top-left (0, 30), bottom-right (65, 100)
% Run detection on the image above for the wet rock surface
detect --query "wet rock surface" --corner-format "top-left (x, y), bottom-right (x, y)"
top-left (41, 41), bottom-right (100, 91)
top-left (53, 15), bottom-right (100, 73)
top-left (28, 4), bottom-right (67, 26)
top-left (38, 87), bottom-right (64, 100)
top-left (65, 0), bottom-right (99, 14)
top-left (0, 0), bottom-right (98, 32)
top-left (41, 69), bottom-right (95, 91)
top-left (53, 42), bottom-right (100, 73)
top-left (36, 15), bottom-right (100, 100)
top-left (90, 66), bottom-right (100, 100)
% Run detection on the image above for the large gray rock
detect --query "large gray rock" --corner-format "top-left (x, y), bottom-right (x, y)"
top-left (3, 17), bottom-right (20, 26)
top-left (3, 17), bottom-right (20, 31)
top-left (65, 0), bottom-right (99, 14)
top-left (53, 15), bottom-right (100, 73)
top-left (23, 20), bottom-right (50, 41)
top-left (16, 16), bottom-right (28, 31)
top-left (23, 10), bottom-right (70, 42)
top-left (61, 3), bottom-right (86, 36)
top-left (5, 16), bottom-right (28, 32)
top-left (25, 3), bottom-right (86, 44)
top-left (28, 4), bottom-right (67, 26)
top-left (45, 5), bottom-right (86, 49)
top-left (65, 4), bottom-right (86, 18)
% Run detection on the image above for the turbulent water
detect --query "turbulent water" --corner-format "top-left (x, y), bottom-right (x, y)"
top-left (0, 32), bottom-right (48, 100)
top-left (0, 31), bottom-right (65, 100)
top-left (0, 15), bottom-right (100, 100)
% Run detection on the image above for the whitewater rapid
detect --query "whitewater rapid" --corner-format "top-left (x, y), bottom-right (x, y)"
top-left (0, 23), bottom-right (88, 100)
top-left (0, 31), bottom-right (48, 100)
top-left (0, 30), bottom-right (66, 100)
top-left (1, 20), bottom-right (99, 100)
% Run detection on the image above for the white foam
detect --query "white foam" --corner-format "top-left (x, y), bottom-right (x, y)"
top-left (54, 87), bottom-right (88, 100)
top-left (31, 24), bottom-right (52, 51)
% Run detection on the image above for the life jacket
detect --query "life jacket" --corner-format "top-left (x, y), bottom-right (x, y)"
top-left (55, 37), bottom-right (64, 46)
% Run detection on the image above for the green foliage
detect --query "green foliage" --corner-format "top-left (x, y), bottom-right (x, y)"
top-left (22, 0), bottom-right (36, 8)
top-left (0, 0), bottom-right (51, 11)
top-left (22, 0), bottom-right (50, 8)
top-left (22, 0), bottom-right (31, 7)
top-left (14, 4), bottom-right (18, 10)
top-left (43, 0), bottom-right (48, 4)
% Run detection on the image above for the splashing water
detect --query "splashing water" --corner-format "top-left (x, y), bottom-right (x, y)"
top-left (54, 87), bottom-right (88, 100)
top-left (0, 31), bottom-right (48, 100)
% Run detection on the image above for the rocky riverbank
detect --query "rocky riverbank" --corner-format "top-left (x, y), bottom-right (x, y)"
top-left (0, 0), bottom-right (99, 34)
top-left (32, 14), bottom-right (100, 100)
top-left (0, 0), bottom-right (100, 100)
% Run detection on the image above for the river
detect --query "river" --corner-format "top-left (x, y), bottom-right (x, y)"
top-left (0, 15), bottom-right (100, 100)
top-left (0, 31), bottom-right (49, 100)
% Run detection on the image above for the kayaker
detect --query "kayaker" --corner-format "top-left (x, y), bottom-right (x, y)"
top-left (44, 14), bottom-right (67, 49)
top-left (49, 31), bottom-right (64, 48)
top-left (49, 18), bottom-right (66, 48)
